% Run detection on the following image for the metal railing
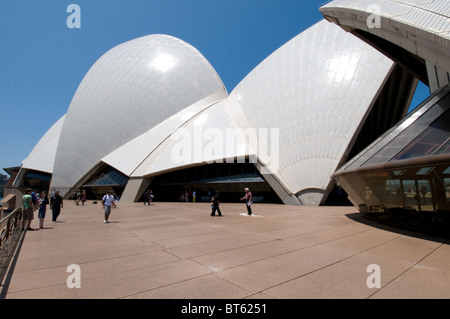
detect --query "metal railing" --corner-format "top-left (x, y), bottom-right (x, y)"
top-left (0, 207), bottom-right (23, 285)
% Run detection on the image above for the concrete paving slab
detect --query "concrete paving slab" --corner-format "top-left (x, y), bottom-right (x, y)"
top-left (371, 265), bottom-right (450, 299)
top-left (215, 244), bottom-right (358, 293)
top-left (415, 243), bottom-right (450, 271)
top-left (6, 250), bottom-right (180, 294)
top-left (168, 233), bottom-right (278, 259)
top-left (192, 238), bottom-right (309, 270)
top-left (154, 229), bottom-right (247, 249)
top-left (320, 229), bottom-right (401, 255)
top-left (125, 274), bottom-right (251, 299)
top-left (1, 201), bottom-right (449, 299)
top-left (264, 254), bottom-right (379, 299)
top-left (6, 259), bottom-right (212, 299)
top-left (286, 224), bottom-right (369, 245)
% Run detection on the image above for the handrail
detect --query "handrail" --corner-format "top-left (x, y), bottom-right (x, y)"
top-left (0, 207), bottom-right (23, 285)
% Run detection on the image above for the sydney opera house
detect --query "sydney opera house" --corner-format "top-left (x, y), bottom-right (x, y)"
top-left (5, 1), bottom-right (449, 234)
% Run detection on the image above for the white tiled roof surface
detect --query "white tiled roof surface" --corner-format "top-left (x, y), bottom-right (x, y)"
top-left (50, 35), bottom-right (226, 194)
top-left (21, 115), bottom-right (66, 174)
top-left (102, 90), bottom-right (228, 176)
top-left (34, 20), bottom-right (395, 205)
top-left (320, 0), bottom-right (450, 68)
top-left (229, 20), bottom-right (394, 200)
top-left (344, 0), bottom-right (448, 37)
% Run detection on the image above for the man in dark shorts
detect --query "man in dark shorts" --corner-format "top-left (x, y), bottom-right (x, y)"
top-left (210, 192), bottom-right (222, 217)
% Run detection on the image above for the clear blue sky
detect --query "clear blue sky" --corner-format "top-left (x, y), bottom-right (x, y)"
top-left (0, 0), bottom-right (430, 175)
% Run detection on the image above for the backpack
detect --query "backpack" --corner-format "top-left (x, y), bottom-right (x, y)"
top-left (31, 192), bottom-right (38, 204)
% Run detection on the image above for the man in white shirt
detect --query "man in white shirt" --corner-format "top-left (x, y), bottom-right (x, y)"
top-left (102, 190), bottom-right (115, 223)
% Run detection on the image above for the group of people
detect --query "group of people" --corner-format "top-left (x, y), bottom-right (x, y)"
top-left (21, 186), bottom-right (254, 229)
top-left (210, 187), bottom-right (253, 217)
top-left (21, 188), bottom-right (63, 231)
top-left (22, 187), bottom-right (120, 227)
top-left (143, 190), bottom-right (154, 206)
top-left (181, 189), bottom-right (195, 202)
top-left (71, 189), bottom-right (87, 205)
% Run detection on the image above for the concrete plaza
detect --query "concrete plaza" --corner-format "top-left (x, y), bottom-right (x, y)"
top-left (2, 200), bottom-right (450, 299)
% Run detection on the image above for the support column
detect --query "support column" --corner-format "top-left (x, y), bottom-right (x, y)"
top-left (120, 177), bottom-right (152, 203)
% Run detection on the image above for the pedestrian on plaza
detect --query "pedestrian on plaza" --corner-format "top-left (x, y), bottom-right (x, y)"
top-left (193, 190), bottom-right (196, 203)
top-left (143, 190), bottom-right (150, 206)
top-left (102, 190), bottom-right (115, 223)
top-left (210, 192), bottom-right (222, 217)
top-left (240, 187), bottom-right (253, 216)
top-left (81, 190), bottom-right (87, 206)
top-left (21, 188), bottom-right (35, 230)
top-left (149, 190), bottom-right (154, 205)
top-left (75, 189), bottom-right (81, 205)
top-left (38, 191), bottom-right (49, 229)
top-left (50, 190), bottom-right (63, 222)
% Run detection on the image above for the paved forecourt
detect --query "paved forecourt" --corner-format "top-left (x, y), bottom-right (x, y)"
top-left (2, 200), bottom-right (450, 299)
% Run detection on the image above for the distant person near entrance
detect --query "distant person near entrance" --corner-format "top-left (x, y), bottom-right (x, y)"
top-left (210, 192), bottom-right (222, 217)
top-left (38, 191), bottom-right (49, 229)
top-left (240, 188), bottom-right (253, 216)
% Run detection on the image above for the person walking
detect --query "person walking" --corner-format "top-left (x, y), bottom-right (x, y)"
top-left (240, 188), bottom-right (253, 216)
top-left (21, 188), bottom-right (35, 230)
top-left (81, 190), bottom-right (87, 206)
top-left (143, 190), bottom-right (150, 206)
top-left (38, 191), bottom-right (49, 229)
top-left (149, 190), bottom-right (154, 205)
top-left (50, 190), bottom-right (63, 222)
top-left (210, 192), bottom-right (222, 217)
top-left (102, 190), bottom-right (115, 223)
top-left (75, 190), bottom-right (81, 205)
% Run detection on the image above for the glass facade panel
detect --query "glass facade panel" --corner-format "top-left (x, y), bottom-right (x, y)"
top-left (82, 166), bottom-right (129, 200)
top-left (435, 139), bottom-right (450, 155)
top-left (83, 167), bottom-right (128, 187)
top-left (445, 178), bottom-right (450, 201)
top-left (21, 170), bottom-right (52, 192)
top-left (359, 92), bottom-right (450, 167)
top-left (334, 87), bottom-right (450, 237)
top-left (402, 180), bottom-right (418, 211)
top-left (416, 167), bottom-right (433, 175)
top-left (335, 162), bottom-right (450, 237)
top-left (417, 179), bottom-right (433, 211)
top-left (149, 162), bottom-right (282, 203)
top-left (385, 179), bottom-right (403, 208)
top-left (391, 109), bottom-right (450, 160)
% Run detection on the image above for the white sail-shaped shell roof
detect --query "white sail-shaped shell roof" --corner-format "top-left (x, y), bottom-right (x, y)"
top-left (21, 20), bottom-right (399, 205)
top-left (228, 20), bottom-right (394, 204)
top-left (50, 34), bottom-right (226, 195)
